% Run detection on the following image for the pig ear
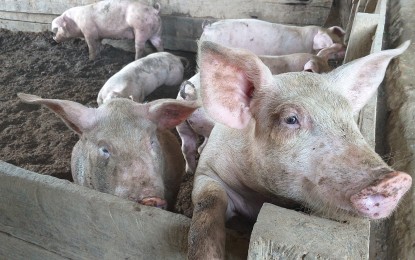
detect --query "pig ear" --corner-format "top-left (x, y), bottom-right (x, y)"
top-left (198, 41), bottom-right (273, 129)
top-left (146, 99), bottom-right (199, 129)
top-left (328, 40), bottom-right (410, 113)
top-left (17, 93), bottom-right (96, 135)
top-left (327, 26), bottom-right (346, 38)
top-left (313, 30), bottom-right (333, 50)
top-left (303, 59), bottom-right (320, 73)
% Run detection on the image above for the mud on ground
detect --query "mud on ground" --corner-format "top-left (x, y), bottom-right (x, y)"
top-left (0, 28), bottom-right (196, 217)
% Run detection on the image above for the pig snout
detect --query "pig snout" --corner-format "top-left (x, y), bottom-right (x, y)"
top-left (139, 197), bottom-right (168, 209)
top-left (350, 171), bottom-right (412, 219)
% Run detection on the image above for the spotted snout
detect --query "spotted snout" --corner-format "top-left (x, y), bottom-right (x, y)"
top-left (350, 171), bottom-right (412, 219)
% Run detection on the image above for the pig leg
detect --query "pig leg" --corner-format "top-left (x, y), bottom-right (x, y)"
top-left (149, 34), bottom-right (164, 52)
top-left (133, 30), bottom-right (150, 60)
top-left (84, 35), bottom-right (101, 60)
top-left (177, 120), bottom-right (199, 174)
top-left (189, 175), bottom-right (228, 259)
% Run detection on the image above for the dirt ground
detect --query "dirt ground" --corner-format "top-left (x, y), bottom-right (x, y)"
top-left (0, 28), bottom-right (196, 217)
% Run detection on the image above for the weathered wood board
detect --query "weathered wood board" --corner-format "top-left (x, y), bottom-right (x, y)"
top-left (0, 161), bottom-right (248, 259)
top-left (343, 0), bottom-right (387, 148)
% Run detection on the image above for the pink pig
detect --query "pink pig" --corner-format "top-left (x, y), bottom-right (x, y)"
top-left (51, 0), bottom-right (163, 60)
top-left (187, 41), bottom-right (412, 259)
top-left (18, 94), bottom-right (198, 210)
top-left (200, 19), bottom-right (346, 58)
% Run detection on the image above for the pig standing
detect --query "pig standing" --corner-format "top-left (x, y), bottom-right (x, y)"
top-left (51, 0), bottom-right (163, 60)
top-left (200, 19), bottom-right (345, 58)
top-left (177, 44), bottom-right (342, 174)
top-left (97, 52), bottom-right (186, 105)
top-left (18, 94), bottom-right (198, 210)
top-left (187, 41), bottom-right (412, 259)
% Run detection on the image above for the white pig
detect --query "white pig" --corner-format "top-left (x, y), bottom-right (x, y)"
top-left (187, 41), bottom-right (412, 259)
top-left (97, 52), bottom-right (186, 105)
top-left (18, 94), bottom-right (198, 210)
top-left (200, 19), bottom-right (345, 58)
top-left (176, 44), bottom-right (342, 174)
top-left (51, 0), bottom-right (163, 60)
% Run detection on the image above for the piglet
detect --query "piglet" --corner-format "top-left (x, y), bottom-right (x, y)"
top-left (18, 93), bottom-right (198, 210)
top-left (187, 40), bottom-right (412, 259)
top-left (200, 19), bottom-right (345, 58)
top-left (51, 0), bottom-right (163, 60)
top-left (97, 52), bottom-right (186, 105)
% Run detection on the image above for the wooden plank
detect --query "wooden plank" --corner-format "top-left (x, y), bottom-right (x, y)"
top-left (0, 231), bottom-right (66, 260)
top-left (248, 204), bottom-right (370, 260)
top-left (0, 0), bottom-right (333, 26)
top-left (343, 12), bottom-right (379, 147)
top-left (0, 161), bottom-right (190, 260)
top-left (0, 161), bottom-right (247, 259)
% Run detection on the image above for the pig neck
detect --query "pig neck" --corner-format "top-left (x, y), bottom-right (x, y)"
top-left (201, 122), bottom-right (301, 220)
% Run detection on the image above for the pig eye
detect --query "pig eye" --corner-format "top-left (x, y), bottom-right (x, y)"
top-left (99, 147), bottom-right (111, 159)
top-left (285, 115), bottom-right (299, 125)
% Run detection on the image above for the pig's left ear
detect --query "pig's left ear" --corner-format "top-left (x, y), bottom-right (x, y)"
top-left (328, 40), bottom-right (410, 113)
top-left (17, 93), bottom-right (97, 135)
top-left (145, 99), bottom-right (199, 129)
top-left (313, 30), bottom-right (334, 50)
top-left (198, 41), bottom-right (273, 129)
top-left (327, 26), bottom-right (346, 38)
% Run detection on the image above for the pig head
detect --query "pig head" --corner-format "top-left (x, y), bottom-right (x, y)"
top-left (188, 41), bottom-right (412, 259)
top-left (18, 94), bottom-right (198, 210)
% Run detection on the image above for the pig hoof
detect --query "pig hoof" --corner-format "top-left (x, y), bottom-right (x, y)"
top-left (140, 197), bottom-right (167, 209)
top-left (350, 171), bottom-right (412, 219)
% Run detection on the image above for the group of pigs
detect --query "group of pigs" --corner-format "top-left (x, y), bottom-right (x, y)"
top-left (17, 0), bottom-right (412, 259)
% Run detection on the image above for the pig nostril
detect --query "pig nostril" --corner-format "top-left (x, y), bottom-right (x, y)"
top-left (139, 197), bottom-right (167, 209)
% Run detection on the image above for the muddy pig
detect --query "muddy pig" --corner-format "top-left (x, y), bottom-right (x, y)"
top-left (176, 44), bottom-right (341, 174)
top-left (97, 52), bottom-right (186, 105)
top-left (187, 41), bottom-right (412, 259)
top-left (51, 0), bottom-right (163, 60)
top-left (200, 19), bottom-right (345, 58)
top-left (18, 93), bottom-right (198, 210)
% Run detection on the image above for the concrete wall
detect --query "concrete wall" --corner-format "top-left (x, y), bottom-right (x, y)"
top-left (384, 0), bottom-right (415, 258)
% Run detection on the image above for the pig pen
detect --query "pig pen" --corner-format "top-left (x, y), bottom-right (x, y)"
top-left (1, 0), bottom-right (414, 259)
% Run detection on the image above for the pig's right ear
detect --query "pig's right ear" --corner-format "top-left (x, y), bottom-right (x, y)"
top-left (17, 93), bottom-right (96, 135)
top-left (198, 41), bottom-right (273, 129)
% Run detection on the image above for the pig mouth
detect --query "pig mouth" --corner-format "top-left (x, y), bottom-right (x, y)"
top-left (350, 171), bottom-right (412, 219)
top-left (139, 197), bottom-right (167, 209)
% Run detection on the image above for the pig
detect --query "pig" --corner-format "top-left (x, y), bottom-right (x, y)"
top-left (199, 19), bottom-right (346, 58)
top-left (187, 40), bottom-right (412, 259)
top-left (176, 73), bottom-right (214, 174)
top-left (51, 0), bottom-right (163, 60)
top-left (18, 93), bottom-right (198, 210)
top-left (97, 52), bottom-right (186, 105)
top-left (176, 44), bottom-right (342, 174)
top-left (261, 43), bottom-right (344, 74)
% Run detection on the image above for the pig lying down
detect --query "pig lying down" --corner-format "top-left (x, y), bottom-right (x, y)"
top-left (177, 44), bottom-right (342, 174)
top-left (51, 0), bottom-right (163, 60)
top-left (97, 52), bottom-right (186, 105)
top-left (200, 18), bottom-right (346, 57)
top-left (18, 94), bottom-right (198, 210)
top-left (187, 41), bottom-right (412, 259)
